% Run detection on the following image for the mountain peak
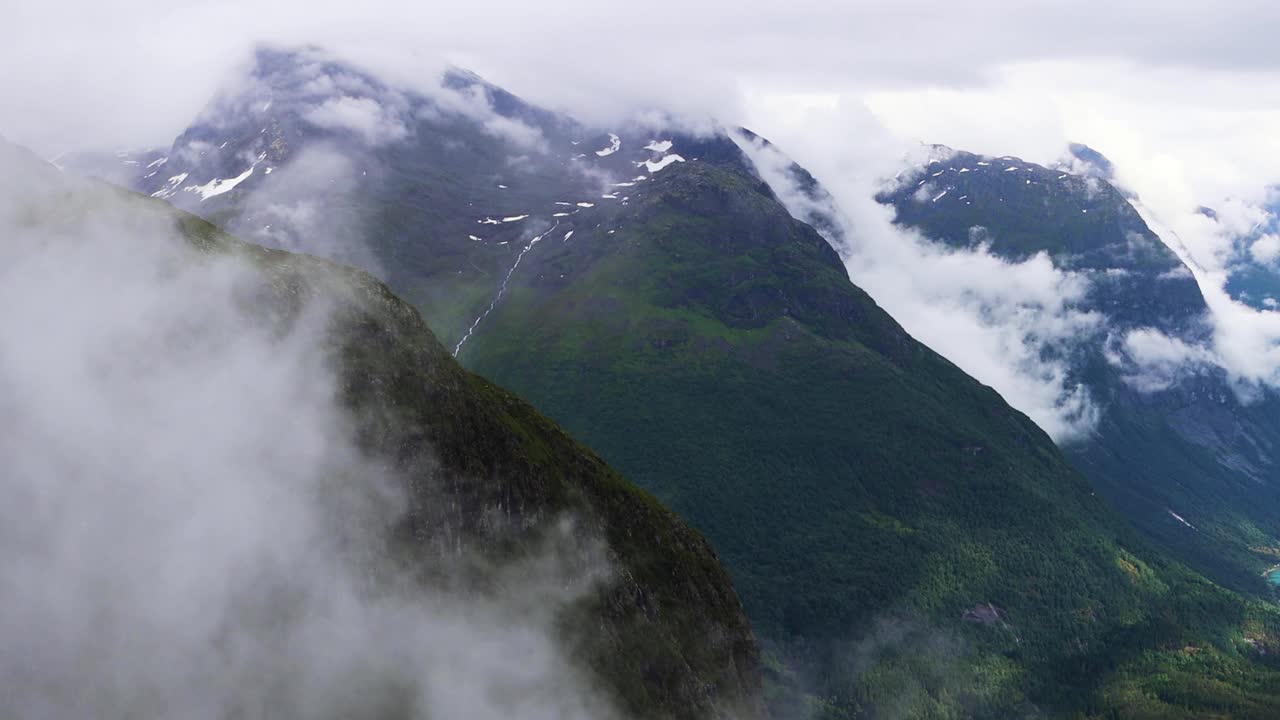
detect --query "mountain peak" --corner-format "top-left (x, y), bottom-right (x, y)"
top-left (1059, 142), bottom-right (1117, 181)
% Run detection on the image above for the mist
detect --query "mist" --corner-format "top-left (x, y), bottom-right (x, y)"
top-left (734, 125), bottom-right (1103, 441)
top-left (0, 146), bottom-right (617, 719)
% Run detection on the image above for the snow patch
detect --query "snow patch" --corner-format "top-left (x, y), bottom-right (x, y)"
top-left (149, 172), bottom-right (189, 199)
top-left (640, 154), bottom-right (686, 173)
top-left (644, 139), bottom-right (673, 153)
top-left (183, 166), bottom-right (255, 201)
top-left (595, 133), bottom-right (621, 157)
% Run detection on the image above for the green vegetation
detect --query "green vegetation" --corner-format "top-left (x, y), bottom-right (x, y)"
top-left (13, 147), bottom-right (769, 720)
top-left (439, 160), bottom-right (1280, 717)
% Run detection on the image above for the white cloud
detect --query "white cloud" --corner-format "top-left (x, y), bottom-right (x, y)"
top-left (0, 143), bottom-right (617, 719)
top-left (303, 95), bottom-right (408, 145)
top-left (1118, 193), bottom-right (1280, 394)
top-left (1107, 327), bottom-right (1218, 393)
top-left (237, 143), bottom-right (383, 273)
top-left (735, 119), bottom-right (1103, 442)
top-left (7, 0), bottom-right (1280, 157)
top-left (421, 84), bottom-right (548, 152)
top-left (1251, 234), bottom-right (1280, 265)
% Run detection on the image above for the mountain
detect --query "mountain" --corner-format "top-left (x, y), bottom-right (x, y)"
top-left (879, 146), bottom-right (1280, 598)
top-left (80, 48), bottom-right (1280, 717)
top-left (2, 137), bottom-right (766, 720)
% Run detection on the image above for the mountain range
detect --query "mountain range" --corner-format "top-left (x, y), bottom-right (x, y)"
top-left (56, 46), bottom-right (1280, 718)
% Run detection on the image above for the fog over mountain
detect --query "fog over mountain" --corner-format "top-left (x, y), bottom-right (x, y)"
top-left (12, 1), bottom-right (1280, 441)
top-left (0, 141), bottom-right (629, 719)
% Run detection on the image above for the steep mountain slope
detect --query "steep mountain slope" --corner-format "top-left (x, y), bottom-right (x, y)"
top-left (3, 138), bottom-right (765, 720)
top-left (455, 145), bottom-right (1280, 719)
top-left (880, 147), bottom-right (1280, 597)
top-left (81, 50), bottom-right (1280, 717)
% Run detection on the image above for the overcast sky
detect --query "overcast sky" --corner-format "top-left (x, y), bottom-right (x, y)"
top-left (7, 0), bottom-right (1278, 205)
top-left (7, 0), bottom-right (1280, 439)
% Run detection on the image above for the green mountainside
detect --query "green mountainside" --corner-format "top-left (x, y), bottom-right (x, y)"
top-left (451, 154), bottom-right (1280, 718)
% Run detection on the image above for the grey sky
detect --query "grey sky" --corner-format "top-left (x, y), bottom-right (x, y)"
top-left (5, 0), bottom-right (1280, 157)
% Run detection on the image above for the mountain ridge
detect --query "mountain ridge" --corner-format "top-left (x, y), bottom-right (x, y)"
top-left (3, 137), bottom-right (768, 720)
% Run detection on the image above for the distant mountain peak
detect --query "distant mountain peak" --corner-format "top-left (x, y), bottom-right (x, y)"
top-left (1058, 142), bottom-right (1117, 181)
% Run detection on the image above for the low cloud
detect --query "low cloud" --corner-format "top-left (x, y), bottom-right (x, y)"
top-left (304, 95), bottom-right (408, 145)
top-left (1106, 327), bottom-right (1219, 393)
top-left (237, 143), bottom-right (383, 273)
top-left (1118, 190), bottom-right (1280, 395)
top-left (1250, 233), bottom-right (1280, 265)
top-left (0, 144), bottom-right (617, 719)
top-left (421, 82), bottom-right (548, 152)
top-left (736, 121), bottom-right (1103, 442)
